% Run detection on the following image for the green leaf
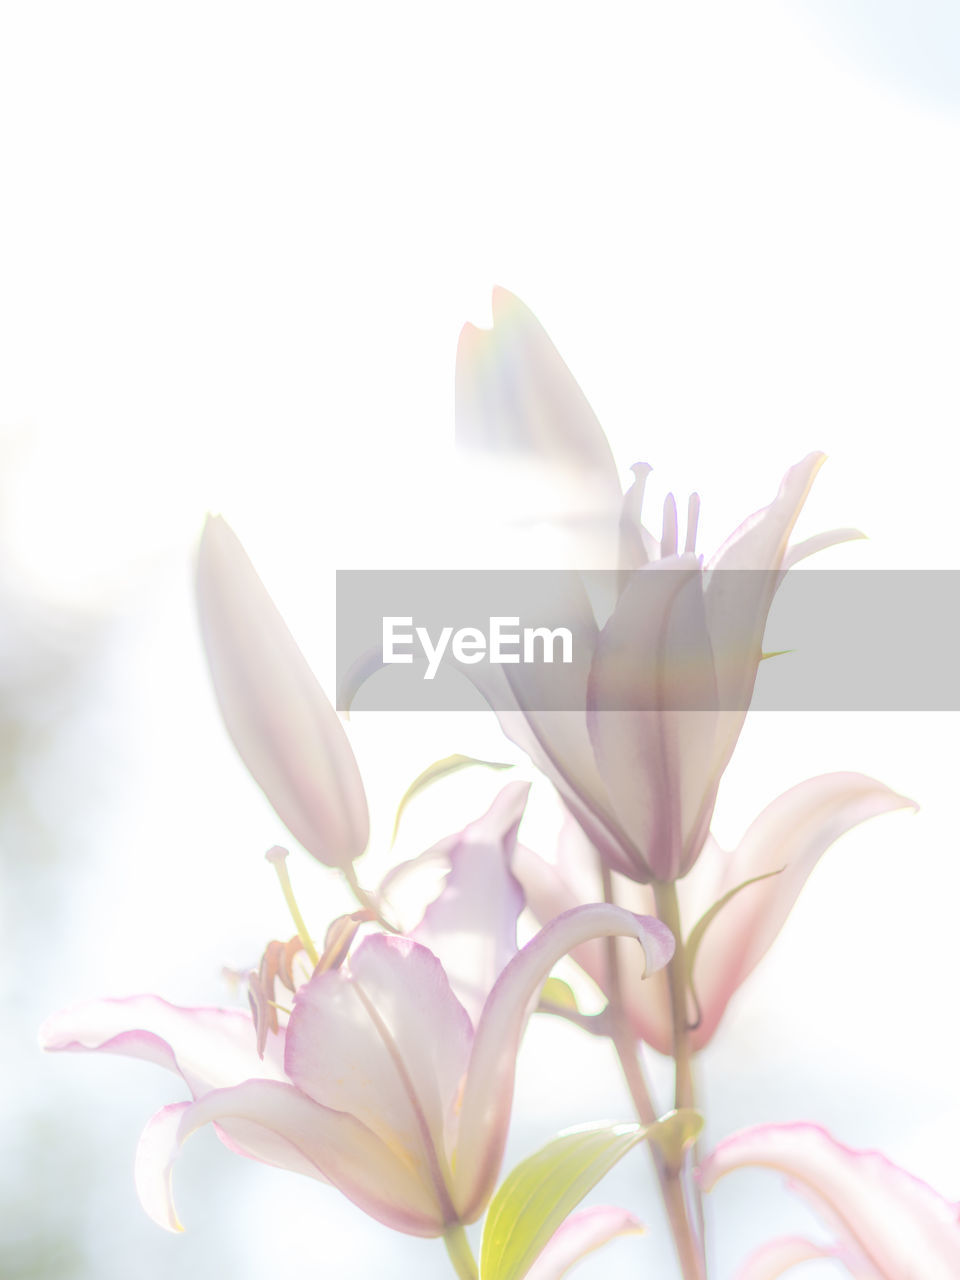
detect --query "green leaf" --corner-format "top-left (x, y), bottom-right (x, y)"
top-left (760, 648), bottom-right (794, 661)
top-left (391, 754), bottom-right (512, 844)
top-left (684, 869), bottom-right (784, 1024)
top-left (480, 1112), bottom-right (701, 1280)
top-left (538, 977), bottom-right (580, 1014)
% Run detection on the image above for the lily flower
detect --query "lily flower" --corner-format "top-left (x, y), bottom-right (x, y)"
top-left (197, 513), bottom-right (369, 869)
top-left (40, 782), bottom-right (674, 1238)
top-left (456, 289), bottom-right (862, 884)
top-left (699, 1123), bottom-right (960, 1278)
top-left (515, 772), bottom-right (915, 1054)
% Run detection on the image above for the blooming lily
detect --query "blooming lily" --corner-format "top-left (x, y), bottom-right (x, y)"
top-left (456, 288), bottom-right (862, 884)
top-left (197, 513), bottom-right (369, 869)
top-left (699, 1123), bottom-right (960, 1279)
top-left (40, 781), bottom-right (674, 1239)
top-left (515, 772), bottom-right (915, 1054)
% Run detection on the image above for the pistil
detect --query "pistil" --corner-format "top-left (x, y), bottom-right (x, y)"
top-left (265, 846), bottom-right (320, 967)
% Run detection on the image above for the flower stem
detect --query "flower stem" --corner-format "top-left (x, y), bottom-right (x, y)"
top-left (653, 880), bottom-right (706, 1279)
top-left (602, 867), bottom-right (705, 1279)
top-left (653, 883), bottom-right (695, 1112)
top-left (443, 1224), bottom-right (479, 1280)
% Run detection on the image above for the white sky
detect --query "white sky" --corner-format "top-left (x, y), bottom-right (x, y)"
top-left (2, 3), bottom-right (958, 1278)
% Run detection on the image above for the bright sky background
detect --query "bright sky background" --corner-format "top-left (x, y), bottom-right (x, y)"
top-left (2, 3), bottom-right (958, 1278)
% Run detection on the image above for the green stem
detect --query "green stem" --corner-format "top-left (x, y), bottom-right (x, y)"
top-left (443, 1224), bottom-right (479, 1280)
top-left (653, 882), bottom-right (695, 1112)
top-left (602, 867), bottom-right (704, 1279)
top-left (653, 880), bottom-right (706, 1280)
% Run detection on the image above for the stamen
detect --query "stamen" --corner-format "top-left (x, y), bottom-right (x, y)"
top-left (247, 969), bottom-right (274, 1058)
top-left (661, 493), bottom-right (679, 557)
top-left (266, 846), bottom-right (320, 967)
top-left (277, 936), bottom-right (305, 992)
top-left (685, 492), bottom-right (701, 553)
top-left (318, 910), bottom-right (372, 972)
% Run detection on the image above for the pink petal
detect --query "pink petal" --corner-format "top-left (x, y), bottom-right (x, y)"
top-left (285, 933), bottom-right (473, 1202)
top-left (525, 1206), bottom-right (645, 1280)
top-left (454, 904), bottom-right (674, 1219)
top-left (513, 835), bottom-right (675, 1053)
top-left (135, 1080), bottom-right (447, 1237)
top-left (732, 1235), bottom-right (882, 1280)
top-left (689, 773), bottom-right (916, 1046)
top-left (706, 454), bottom-right (826, 576)
top-left (700, 1123), bottom-right (960, 1279)
top-left (408, 782), bottom-right (529, 1025)
top-left (780, 527), bottom-right (865, 570)
top-left (38, 994), bottom-right (285, 1093)
top-left (196, 515), bottom-right (368, 868)
top-left (478, 574), bottom-right (640, 881)
top-left (703, 455), bottom-right (824, 775)
top-left (498, 707), bottom-right (638, 882)
top-left (587, 557), bottom-right (719, 881)
top-left (456, 287), bottom-right (624, 568)
top-left (38, 995), bottom-right (332, 1177)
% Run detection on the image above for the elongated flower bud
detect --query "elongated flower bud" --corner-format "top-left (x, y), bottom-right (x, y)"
top-left (197, 515), bottom-right (369, 868)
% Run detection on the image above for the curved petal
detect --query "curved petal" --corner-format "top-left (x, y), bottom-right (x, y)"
top-left (700, 1123), bottom-right (960, 1279)
top-left (587, 558), bottom-right (719, 881)
top-left (38, 994), bottom-right (286, 1092)
top-left (513, 838), bottom-right (674, 1052)
top-left (454, 904), bottom-right (674, 1219)
top-left (197, 515), bottom-right (368, 868)
top-left (512, 836), bottom-right (604, 972)
top-left (707, 454), bottom-right (826, 577)
top-left (732, 1235), bottom-right (882, 1280)
top-left (525, 1206), bottom-right (645, 1280)
top-left (781, 527), bottom-right (865, 570)
top-left (409, 782), bottom-right (530, 1025)
top-left (37, 994), bottom-right (319, 1172)
top-left (135, 1080), bottom-right (446, 1237)
top-left (285, 934), bottom-right (473, 1202)
top-left (456, 287), bottom-right (623, 569)
top-left (703, 455), bottom-right (825, 779)
top-left (690, 774), bottom-right (916, 1046)
top-left (475, 572), bottom-right (640, 881)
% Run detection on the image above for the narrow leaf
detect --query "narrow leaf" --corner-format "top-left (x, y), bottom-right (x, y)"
top-left (684, 869), bottom-right (784, 1024)
top-left (391, 754), bottom-right (513, 844)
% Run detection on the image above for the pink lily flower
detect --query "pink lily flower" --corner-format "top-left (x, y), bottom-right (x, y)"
top-left (40, 782), bottom-right (674, 1238)
top-left (699, 1123), bottom-right (960, 1278)
top-left (515, 772), bottom-right (915, 1054)
top-left (457, 289), bottom-right (862, 884)
top-left (197, 513), bottom-right (369, 869)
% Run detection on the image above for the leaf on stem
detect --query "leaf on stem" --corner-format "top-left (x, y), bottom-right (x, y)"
top-left (392, 754), bottom-right (514, 845)
top-left (684, 869), bottom-right (784, 1023)
top-left (480, 1111), bottom-right (701, 1280)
